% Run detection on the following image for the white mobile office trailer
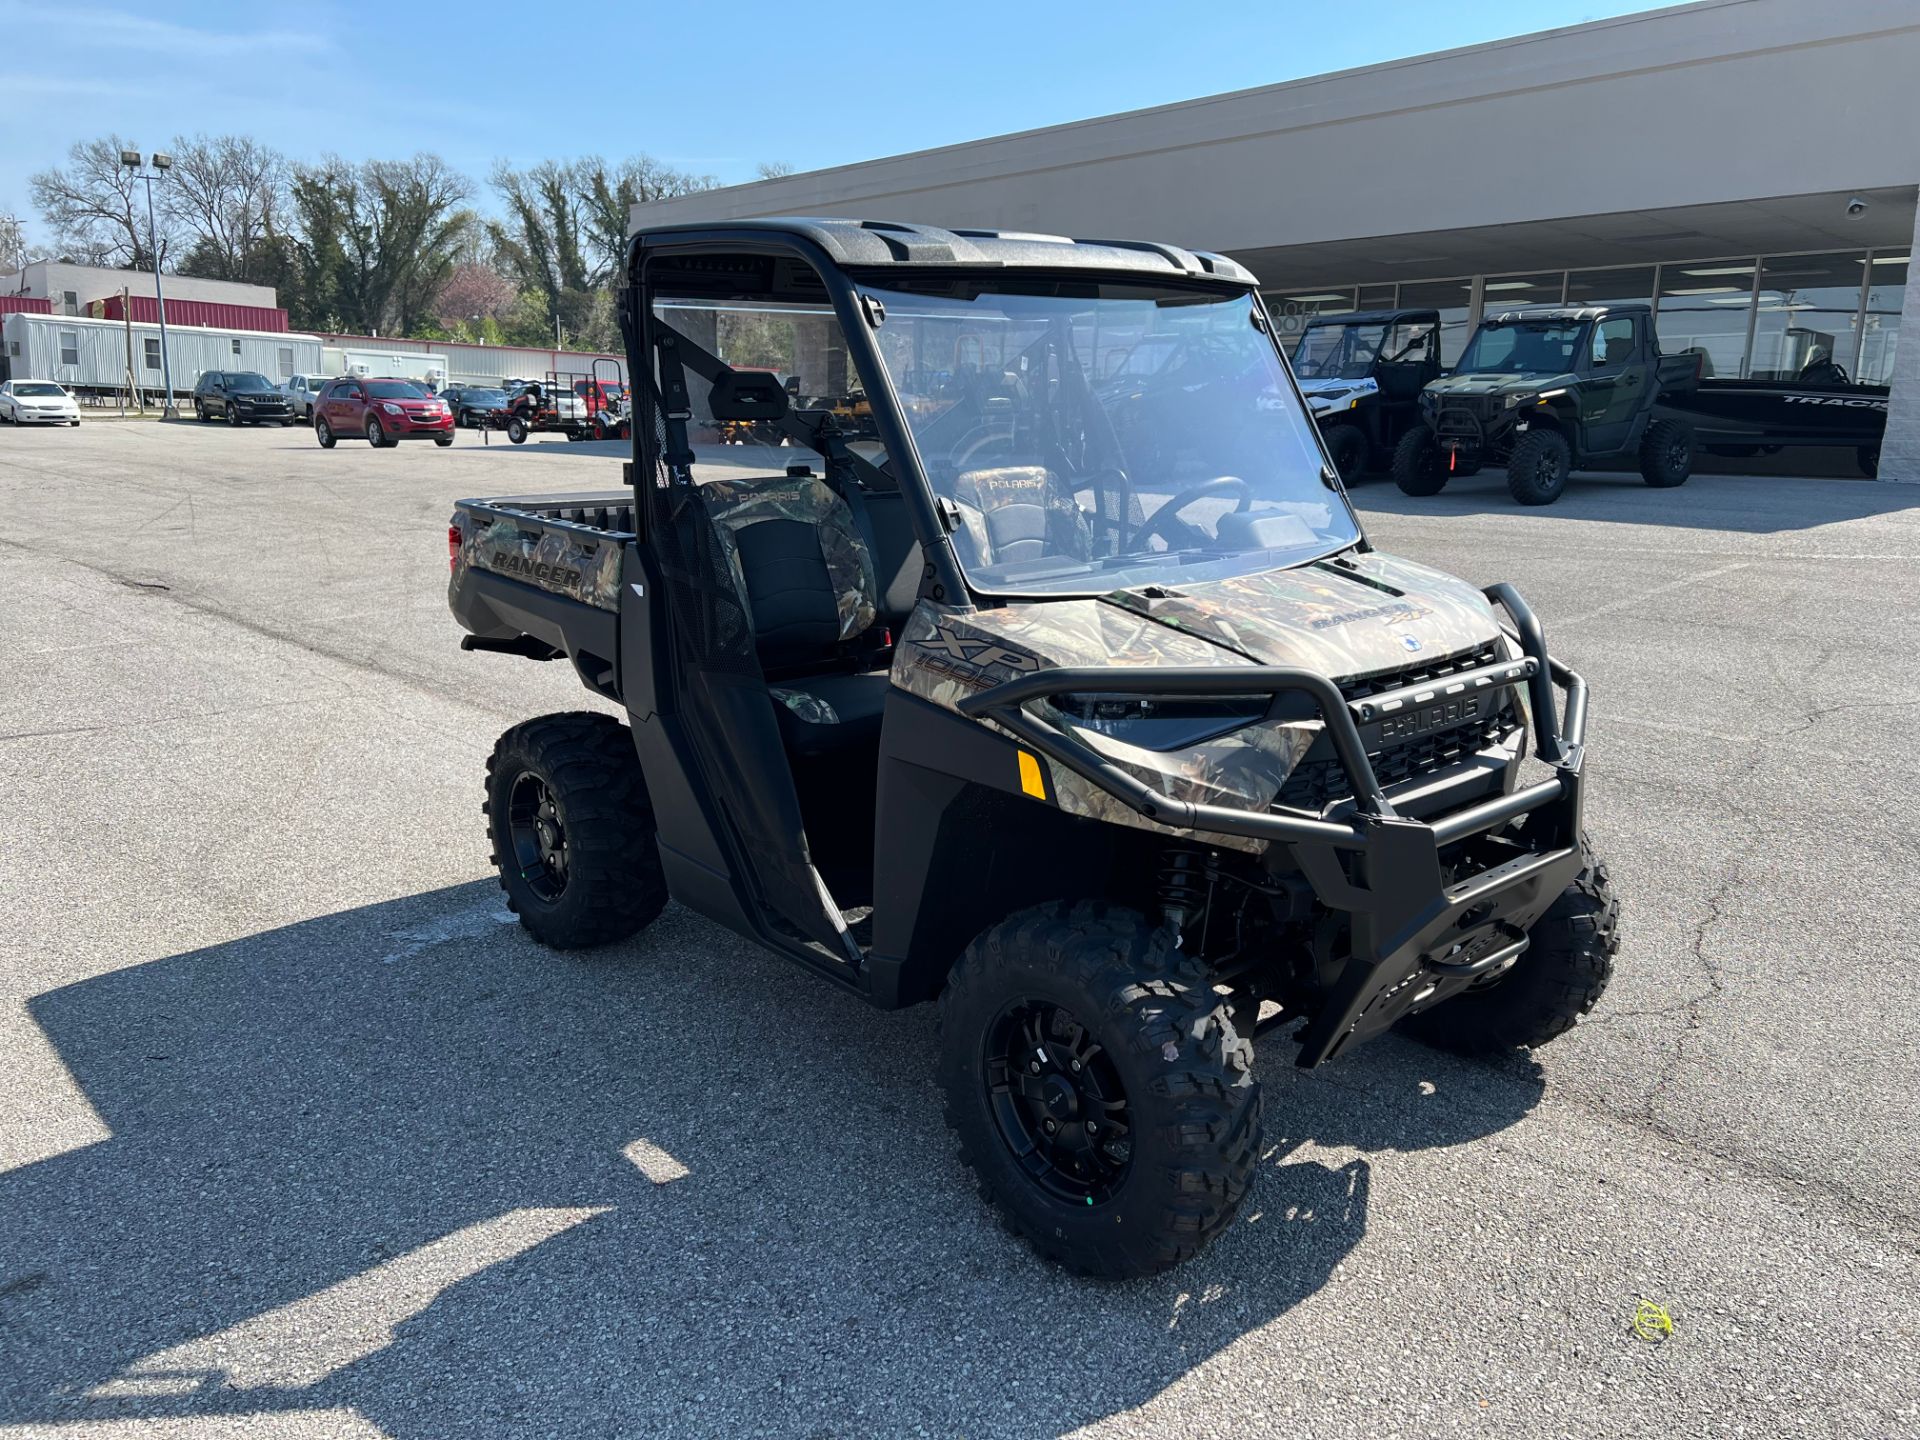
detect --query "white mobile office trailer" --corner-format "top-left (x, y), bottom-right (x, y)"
top-left (1, 312), bottom-right (322, 396)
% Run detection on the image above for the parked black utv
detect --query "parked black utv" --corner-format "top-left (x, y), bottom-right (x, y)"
top-left (448, 219), bottom-right (1619, 1277)
top-left (1393, 304), bottom-right (1700, 504)
top-left (1290, 308), bottom-right (1443, 481)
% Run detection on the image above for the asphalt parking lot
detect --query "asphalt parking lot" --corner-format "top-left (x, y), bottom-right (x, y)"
top-left (1, 418), bottom-right (1916, 1439)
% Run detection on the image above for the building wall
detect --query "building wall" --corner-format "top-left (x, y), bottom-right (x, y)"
top-left (308, 332), bottom-right (626, 387)
top-left (3, 262), bottom-right (277, 313)
top-left (1880, 205), bottom-right (1920, 481)
top-left (2, 313), bottom-right (319, 392)
top-left (631, 0), bottom-right (1920, 254)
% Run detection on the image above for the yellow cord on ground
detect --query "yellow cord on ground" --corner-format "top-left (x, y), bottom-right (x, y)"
top-left (1632, 1298), bottom-right (1674, 1342)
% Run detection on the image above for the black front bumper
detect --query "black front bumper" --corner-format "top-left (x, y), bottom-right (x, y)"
top-left (957, 583), bottom-right (1588, 1067)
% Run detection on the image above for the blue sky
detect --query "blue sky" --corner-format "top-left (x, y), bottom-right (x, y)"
top-left (0, 0), bottom-right (1675, 247)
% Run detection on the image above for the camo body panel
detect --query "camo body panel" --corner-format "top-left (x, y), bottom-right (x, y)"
top-left (702, 474), bottom-right (878, 640)
top-left (891, 552), bottom-right (1505, 849)
top-left (451, 510), bottom-right (624, 611)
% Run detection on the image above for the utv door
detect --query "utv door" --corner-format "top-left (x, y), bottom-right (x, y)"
top-left (1583, 314), bottom-right (1649, 453)
top-left (623, 242), bottom-right (862, 966)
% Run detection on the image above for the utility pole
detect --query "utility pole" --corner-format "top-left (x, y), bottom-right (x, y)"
top-left (120, 150), bottom-right (178, 418)
top-left (122, 285), bottom-right (136, 416)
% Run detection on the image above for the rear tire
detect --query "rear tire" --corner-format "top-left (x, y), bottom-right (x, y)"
top-left (1857, 444), bottom-right (1880, 479)
top-left (485, 712), bottom-right (669, 949)
top-left (1321, 423), bottom-right (1369, 484)
top-left (1402, 848), bottom-right (1618, 1054)
top-left (937, 902), bottom-right (1260, 1278)
top-left (507, 417), bottom-right (528, 444)
top-left (1638, 418), bottom-right (1694, 488)
top-left (1505, 428), bottom-right (1572, 505)
top-left (1392, 425), bottom-right (1448, 496)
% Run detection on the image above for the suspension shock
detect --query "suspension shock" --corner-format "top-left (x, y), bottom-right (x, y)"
top-left (1157, 847), bottom-right (1210, 948)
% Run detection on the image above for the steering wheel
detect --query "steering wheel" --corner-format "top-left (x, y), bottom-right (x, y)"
top-left (1134, 476), bottom-right (1254, 551)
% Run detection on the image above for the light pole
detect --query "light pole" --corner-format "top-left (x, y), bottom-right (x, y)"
top-left (120, 150), bottom-right (178, 418)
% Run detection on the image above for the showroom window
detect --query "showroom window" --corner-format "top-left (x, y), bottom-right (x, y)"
top-left (1857, 251), bottom-right (1904, 385)
top-left (1480, 272), bottom-right (1564, 312)
top-left (1396, 278), bottom-right (1477, 365)
top-left (1567, 266), bottom-right (1656, 311)
top-left (1748, 253), bottom-right (1868, 382)
top-left (1357, 283), bottom-right (1398, 309)
top-left (1656, 260), bottom-right (1755, 380)
top-left (59, 330), bottom-right (79, 366)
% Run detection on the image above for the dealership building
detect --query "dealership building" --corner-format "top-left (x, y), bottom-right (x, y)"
top-left (631, 0), bottom-right (1920, 480)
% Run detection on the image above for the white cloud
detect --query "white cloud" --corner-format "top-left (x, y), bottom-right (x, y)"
top-left (0, 3), bottom-right (334, 57)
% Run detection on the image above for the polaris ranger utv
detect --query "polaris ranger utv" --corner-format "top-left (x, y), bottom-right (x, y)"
top-left (448, 219), bottom-right (1618, 1278)
top-left (1290, 308), bottom-right (1443, 481)
top-left (1393, 303), bottom-right (1700, 505)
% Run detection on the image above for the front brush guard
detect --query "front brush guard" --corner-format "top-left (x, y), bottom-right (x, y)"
top-left (956, 583), bottom-right (1587, 1067)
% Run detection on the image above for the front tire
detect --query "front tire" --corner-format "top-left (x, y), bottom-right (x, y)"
top-left (1857, 444), bottom-right (1880, 479)
top-left (1402, 850), bottom-right (1618, 1054)
top-left (315, 416), bottom-right (336, 449)
top-left (1392, 425), bottom-right (1448, 495)
top-left (1321, 422), bottom-right (1369, 484)
top-left (937, 902), bottom-right (1261, 1278)
top-left (507, 417), bottom-right (528, 444)
top-left (1638, 418), bottom-right (1694, 488)
top-left (228, 406), bottom-right (242, 427)
top-left (485, 712), bottom-right (669, 949)
top-left (434, 434), bottom-right (454, 447)
top-left (1505, 428), bottom-right (1572, 505)
top-left (366, 416), bottom-right (388, 448)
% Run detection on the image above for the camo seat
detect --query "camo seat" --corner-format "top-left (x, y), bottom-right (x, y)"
top-left (948, 465), bottom-right (1093, 569)
top-left (701, 473), bottom-right (885, 751)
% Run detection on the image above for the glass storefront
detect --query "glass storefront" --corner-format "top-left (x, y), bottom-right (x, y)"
top-left (1268, 249), bottom-right (1908, 384)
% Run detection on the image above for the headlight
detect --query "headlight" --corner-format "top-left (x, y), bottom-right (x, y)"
top-left (382, 403), bottom-right (403, 415)
top-left (1048, 694), bottom-right (1269, 751)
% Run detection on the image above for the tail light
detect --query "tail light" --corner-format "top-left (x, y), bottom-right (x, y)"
top-left (448, 524), bottom-right (461, 571)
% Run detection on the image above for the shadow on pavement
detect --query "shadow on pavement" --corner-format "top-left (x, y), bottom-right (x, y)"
top-left (1348, 466), bottom-right (1915, 534)
top-left (1, 884), bottom-right (1542, 1438)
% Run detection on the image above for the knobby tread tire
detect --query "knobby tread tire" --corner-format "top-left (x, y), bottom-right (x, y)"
top-left (936, 901), bottom-right (1261, 1279)
top-left (484, 711), bottom-right (668, 949)
top-left (1403, 848), bottom-right (1619, 1054)
top-left (1638, 418), bottom-right (1694, 488)
top-left (1505, 428), bottom-right (1572, 506)
top-left (1392, 425), bottom-right (1448, 496)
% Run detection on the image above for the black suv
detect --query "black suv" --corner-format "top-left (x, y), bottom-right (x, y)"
top-left (193, 371), bottom-right (296, 426)
top-left (439, 384), bottom-right (510, 429)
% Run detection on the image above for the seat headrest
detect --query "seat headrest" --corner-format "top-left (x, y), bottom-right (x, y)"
top-left (709, 370), bottom-right (790, 422)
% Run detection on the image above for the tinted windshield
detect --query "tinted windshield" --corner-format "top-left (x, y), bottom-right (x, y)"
top-left (1454, 320), bottom-right (1588, 375)
top-left (463, 388), bottom-right (505, 402)
top-left (366, 381), bottom-right (427, 399)
top-left (866, 281), bottom-right (1356, 597)
top-left (16, 382), bottom-right (66, 396)
top-left (1291, 321), bottom-right (1389, 379)
top-left (228, 373), bottom-right (274, 392)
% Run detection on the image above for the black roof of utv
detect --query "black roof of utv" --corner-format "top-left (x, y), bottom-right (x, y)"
top-left (629, 216), bottom-right (1258, 286)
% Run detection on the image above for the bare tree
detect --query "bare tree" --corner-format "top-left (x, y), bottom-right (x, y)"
top-left (28, 136), bottom-right (178, 269)
top-left (755, 161), bottom-right (797, 180)
top-left (166, 134), bottom-right (289, 283)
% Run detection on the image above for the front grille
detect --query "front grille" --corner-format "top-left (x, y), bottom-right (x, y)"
top-left (1275, 642), bottom-right (1521, 813)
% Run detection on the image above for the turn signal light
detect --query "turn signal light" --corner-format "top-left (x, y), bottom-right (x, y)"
top-left (448, 525), bottom-right (461, 571)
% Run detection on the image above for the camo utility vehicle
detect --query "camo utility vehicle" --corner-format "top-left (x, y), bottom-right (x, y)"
top-left (1289, 308), bottom-right (1443, 481)
top-left (1393, 303), bottom-right (1700, 505)
top-left (448, 219), bottom-right (1619, 1277)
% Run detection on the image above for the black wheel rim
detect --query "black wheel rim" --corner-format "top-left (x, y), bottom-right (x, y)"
top-left (1533, 449), bottom-right (1565, 491)
top-left (983, 999), bottom-right (1132, 1204)
top-left (506, 771), bottom-right (569, 902)
top-left (1666, 436), bottom-right (1689, 470)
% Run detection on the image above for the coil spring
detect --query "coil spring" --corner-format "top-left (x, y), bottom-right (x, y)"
top-left (1157, 848), bottom-right (1207, 927)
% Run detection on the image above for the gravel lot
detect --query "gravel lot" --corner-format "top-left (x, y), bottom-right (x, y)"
top-left (1, 418), bottom-right (1915, 1439)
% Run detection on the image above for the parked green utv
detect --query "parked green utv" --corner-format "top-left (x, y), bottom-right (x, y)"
top-left (1392, 304), bottom-right (1701, 505)
top-left (447, 219), bottom-right (1619, 1277)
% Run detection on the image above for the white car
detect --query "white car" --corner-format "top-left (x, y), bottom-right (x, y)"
top-left (0, 379), bottom-right (81, 426)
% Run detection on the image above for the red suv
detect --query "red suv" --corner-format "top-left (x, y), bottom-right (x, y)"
top-left (314, 377), bottom-right (455, 448)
